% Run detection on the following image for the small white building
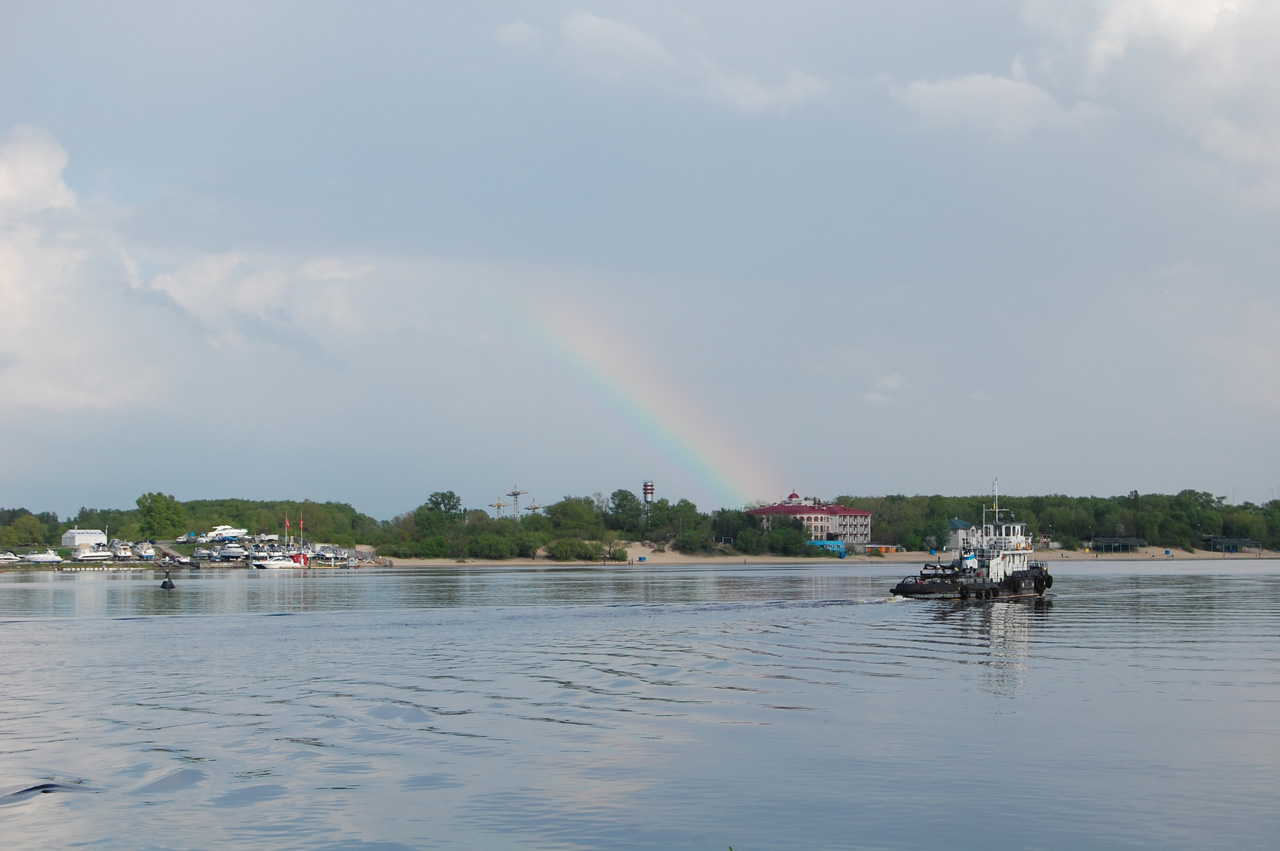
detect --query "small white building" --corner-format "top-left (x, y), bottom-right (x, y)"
top-left (61, 528), bottom-right (108, 552)
top-left (947, 518), bottom-right (979, 553)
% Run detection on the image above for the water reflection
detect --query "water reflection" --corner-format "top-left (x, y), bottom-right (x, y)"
top-left (0, 564), bottom-right (891, 619)
top-left (919, 598), bottom-right (1050, 697)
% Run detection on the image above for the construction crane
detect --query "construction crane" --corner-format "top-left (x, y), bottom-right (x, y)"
top-left (507, 486), bottom-right (528, 520)
top-left (489, 499), bottom-right (508, 518)
top-left (524, 499), bottom-right (544, 515)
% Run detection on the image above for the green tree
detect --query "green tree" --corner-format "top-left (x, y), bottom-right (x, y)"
top-left (2, 514), bottom-right (47, 547)
top-left (606, 489), bottom-right (645, 536)
top-left (136, 492), bottom-right (188, 540)
top-left (546, 496), bottom-right (605, 540)
top-left (426, 491), bottom-right (463, 515)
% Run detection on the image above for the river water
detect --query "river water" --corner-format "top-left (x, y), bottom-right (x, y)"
top-left (1, 560), bottom-right (1278, 849)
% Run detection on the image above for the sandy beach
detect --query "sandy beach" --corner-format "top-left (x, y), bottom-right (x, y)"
top-left (382, 542), bottom-right (1280, 568)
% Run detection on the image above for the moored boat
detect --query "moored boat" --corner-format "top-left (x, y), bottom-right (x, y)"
top-left (74, 544), bottom-right (114, 562)
top-left (215, 543), bottom-right (248, 562)
top-left (252, 557), bottom-right (298, 569)
top-left (891, 485), bottom-right (1053, 601)
top-left (25, 549), bottom-right (64, 564)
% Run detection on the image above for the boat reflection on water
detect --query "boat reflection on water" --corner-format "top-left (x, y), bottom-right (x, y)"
top-left (930, 596), bottom-right (1053, 697)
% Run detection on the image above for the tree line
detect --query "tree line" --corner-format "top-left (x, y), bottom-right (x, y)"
top-left (830, 490), bottom-right (1280, 552)
top-left (3, 488), bottom-right (1278, 558)
top-left (375, 490), bottom-right (822, 560)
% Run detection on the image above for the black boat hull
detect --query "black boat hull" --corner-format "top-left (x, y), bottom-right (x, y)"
top-left (892, 571), bottom-right (1053, 600)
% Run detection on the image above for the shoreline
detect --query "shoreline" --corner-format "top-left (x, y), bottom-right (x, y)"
top-left (2, 545), bottom-right (1274, 573)
top-left (380, 543), bottom-right (1279, 568)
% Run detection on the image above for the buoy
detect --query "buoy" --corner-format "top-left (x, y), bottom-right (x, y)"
top-left (160, 571), bottom-right (176, 590)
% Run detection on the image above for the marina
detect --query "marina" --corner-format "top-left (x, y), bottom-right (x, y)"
top-left (0, 524), bottom-right (375, 572)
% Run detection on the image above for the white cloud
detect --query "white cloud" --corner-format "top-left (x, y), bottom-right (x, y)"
top-left (875, 374), bottom-right (907, 391)
top-left (0, 126), bottom-right (76, 223)
top-left (1023, 0), bottom-right (1280, 184)
top-left (297, 257), bottom-right (374, 282)
top-left (0, 125), bottom-right (388, 412)
top-left (895, 72), bottom-right (1105, 138)
top-left (1089, 0), bottom-right (1243, 73)
top-left (0, 127), bottom-right (135, 412)
top-left (494, 21), bottom-right (544, 53)
top-left (864, 373), bottom-right (907, 406)
top-left (552, 11), bottom-right (825, 114)
top-left (560, 11), bottom-right (679, 80)
top-left (136, 253), bottom-right (377, 348)
top-left (696, 57), bottom-right (827, 113)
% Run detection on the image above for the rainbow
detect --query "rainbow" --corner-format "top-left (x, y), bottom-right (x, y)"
top-left (521, 301), bottom-right (782, 509)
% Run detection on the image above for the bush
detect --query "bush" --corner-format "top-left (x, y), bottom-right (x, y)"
top-left (468, 534), bottom-right (515, 560)
top-left (378, 535), bottom-right (448, 559)
top-left (673, 531), bottom-right (705, 553)
top-left (548, 538), bottom-right (581, 562)
top-left (767, 527), bottom-right (807, 556)
top-left (609, 547), bottom-right (628, 562)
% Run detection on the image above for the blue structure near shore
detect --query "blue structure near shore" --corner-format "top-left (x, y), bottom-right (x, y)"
top-left (806, 540), bottom-right (846, 557)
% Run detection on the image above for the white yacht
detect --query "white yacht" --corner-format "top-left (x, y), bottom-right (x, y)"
top-left (25, 549), bottom-right (63, 564)
top-left (200, 526), bottom-right (249, 543)
top-left (134, 542), bottom-right (156, 560)
top-left (253, 556), bottom-right (299, 570)
top-left (0, 551), bottom-right (21, 564)
top-left (111, 540), bottom-right (134, 560)
top-left (216, 543), bottom-right (248, 561)
top-left (74, 545), bottom-right (114, 562)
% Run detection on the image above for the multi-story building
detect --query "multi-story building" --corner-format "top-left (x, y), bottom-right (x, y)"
top-left (749, 493), bottom-right (872, 551)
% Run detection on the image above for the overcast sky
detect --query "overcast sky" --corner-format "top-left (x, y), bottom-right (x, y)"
top-left (2, 1), bottom-right (1278, 521)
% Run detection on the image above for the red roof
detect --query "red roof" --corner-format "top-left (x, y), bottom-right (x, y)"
top-left (825, 505), bottom-right (872, 516)
top-left (749, 504), bottom-right (871, 517)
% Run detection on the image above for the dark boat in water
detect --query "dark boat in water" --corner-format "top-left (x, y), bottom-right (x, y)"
top-left (891, 488), bottom-right (1054, 601)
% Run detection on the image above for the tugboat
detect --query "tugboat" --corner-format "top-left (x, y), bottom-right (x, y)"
top-left (891, 485), bottom-right (1053, 600)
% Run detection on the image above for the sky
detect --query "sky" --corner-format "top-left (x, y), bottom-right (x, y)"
top-left (2, 1), bottom-right (1279, 521)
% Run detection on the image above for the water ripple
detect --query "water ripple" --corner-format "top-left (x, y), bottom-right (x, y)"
top-left (2, 562), bottom-right (1279, 848)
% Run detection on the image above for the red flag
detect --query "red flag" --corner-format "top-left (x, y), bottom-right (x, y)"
top-left (285, 515), bottom-right (290, 531)
top-left (299, 515), bottom-right (304, 530)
